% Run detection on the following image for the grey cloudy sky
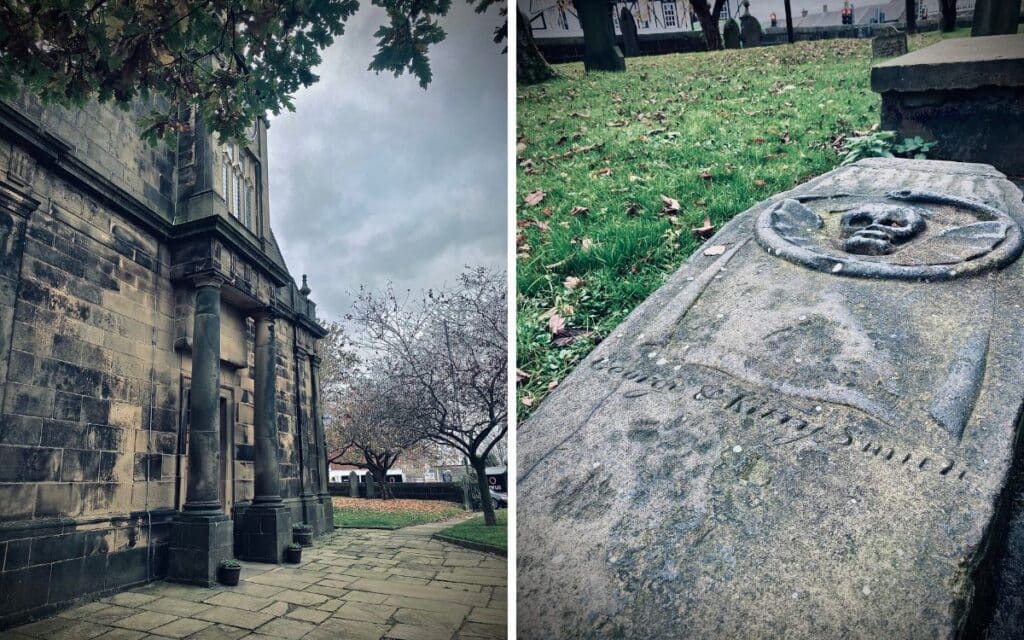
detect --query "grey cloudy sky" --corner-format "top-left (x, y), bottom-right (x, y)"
top-left (267, 2), bottom-right (507, 321)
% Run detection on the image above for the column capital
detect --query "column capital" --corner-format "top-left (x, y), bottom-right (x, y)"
top-left (252, 306), bottom-right (280, 322)
top-left (309, 354), bottom-right (322, 369)
top-left (189, 272), bottom-right (228, 289)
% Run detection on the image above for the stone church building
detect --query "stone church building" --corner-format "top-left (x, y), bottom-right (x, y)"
top-left (0, 92), bottom-right (332, 628)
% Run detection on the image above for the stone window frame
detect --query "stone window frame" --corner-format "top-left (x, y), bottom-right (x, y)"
top-left (221, 142), bottom-right (258, 234)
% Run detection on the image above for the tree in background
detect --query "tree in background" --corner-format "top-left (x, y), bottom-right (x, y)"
top-left (0, 0), bottom-right (506, 144)
top-left (329, 372), bottom-right (423, 499)
top-left (691, 0), bottom-right (726, 50)
top-left (517, 6), bottom-right (557, 84)
top-left (940, 0), bottom-right (957, 31)
top-left (349, 267), bottom-right (508, 525)
top-left (572, 0), bottom-right (625, 71)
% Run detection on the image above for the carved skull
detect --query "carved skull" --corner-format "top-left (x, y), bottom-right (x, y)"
top-left (840, 204), bottom-right (926, 255)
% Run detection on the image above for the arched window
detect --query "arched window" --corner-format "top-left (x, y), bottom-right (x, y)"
top-left (221, 142), bottom-right (258, 234)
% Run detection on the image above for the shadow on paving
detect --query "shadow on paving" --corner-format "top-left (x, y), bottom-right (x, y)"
top-left (6, 521), bottom-right (507, 640)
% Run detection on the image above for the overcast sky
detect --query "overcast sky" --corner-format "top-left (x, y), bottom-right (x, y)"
top-left (267, 2), bottom-right (507, 322)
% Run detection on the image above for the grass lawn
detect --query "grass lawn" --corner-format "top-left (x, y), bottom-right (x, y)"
top-left (332, 497), bottom-right (465, 529)
top-left (436, 509), bottom-right (508, 551)
top-left (516, 28), bottom-right (973, 416)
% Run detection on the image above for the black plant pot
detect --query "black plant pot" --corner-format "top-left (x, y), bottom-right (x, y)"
top-left (295, 530), bottom-right (314, 547)
top-left (218, 565), bottom-right (241, 586)
top-left (285, 547), bottom-right (302, 563)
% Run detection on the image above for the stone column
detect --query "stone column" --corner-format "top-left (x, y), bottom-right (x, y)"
top-left (310, 356), bottom-right (333, 528)
top-left (348, 471), bottom-right (359, 497)
top-left (295, 347), bottom-right (322, 533)
top-left (235, 309), bottom-right (292, 563)
top-left (168, 274), bottom-right (234, 586)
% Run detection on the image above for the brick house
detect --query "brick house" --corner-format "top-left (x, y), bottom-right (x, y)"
top-left (0, 91), bottom-right (332, 627)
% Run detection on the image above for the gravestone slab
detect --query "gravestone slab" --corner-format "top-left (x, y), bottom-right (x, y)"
top-left (619, 8), bottom-right (642, 57)
top-left (518, 158), bottom-right (1024, 639)
top-left (871, 34), bottom-right (1024, 176)
top-left (871, 26), bottom-right (907, 58)
top-left (723, 19), bottom-right (741, 48)
top-left (740, 14), bottom-right (763, 47)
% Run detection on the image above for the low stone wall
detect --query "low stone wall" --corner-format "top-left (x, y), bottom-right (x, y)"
top-left (328, 481), bottom-right (464, 503)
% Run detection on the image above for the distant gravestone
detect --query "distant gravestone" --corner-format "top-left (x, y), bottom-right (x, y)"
top-left (739, 0), bottom-right (763, 46)
top-left (365, 473), bottom-right (376, 499)
top-left (348, 471), bottom-right (358, 497)
top-left (518, 158), bottom-right (1024, 637)
top-left (619, 8), bottom-right (641, 57)
top-left (871, 26), bottom-right (908, 58)
top-left (723, 19), bottom-right (741, 49)
top-left (871, 34), bottom-right (1024, 175)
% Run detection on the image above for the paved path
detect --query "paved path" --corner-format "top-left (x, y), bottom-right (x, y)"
top-left (5, 521), bottom-right (506, 640)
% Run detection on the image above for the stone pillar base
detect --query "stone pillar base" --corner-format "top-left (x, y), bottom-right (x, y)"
top-left (300, 496), bottom-right (324, 535)
top-left (234, 504), bottom-right (291, 563)
top-left (320, 495), bottom-right (334, 532)
top-left (167, 513), bottom-right (234, 587)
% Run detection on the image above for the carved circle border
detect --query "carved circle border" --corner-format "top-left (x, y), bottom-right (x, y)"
top-left (754, 189), bottom-right (1024, 281)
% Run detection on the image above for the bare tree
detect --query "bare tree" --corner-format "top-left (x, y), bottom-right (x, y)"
top-left (349, 267), bottom-right (508, 525)
top-left (329, 372), bottom-right (423, 499)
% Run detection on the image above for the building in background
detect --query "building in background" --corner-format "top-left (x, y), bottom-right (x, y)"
top-left (0, 90), bottom-right (331, 627)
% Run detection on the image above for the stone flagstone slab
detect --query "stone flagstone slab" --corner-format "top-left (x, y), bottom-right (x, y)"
top-left (517, 158), bottom-right (1024, 639)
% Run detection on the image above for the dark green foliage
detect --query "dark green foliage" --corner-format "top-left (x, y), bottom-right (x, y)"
top-left (0, 0), bottom-right (506, 144)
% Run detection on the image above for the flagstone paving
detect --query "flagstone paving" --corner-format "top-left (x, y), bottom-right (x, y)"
top-left (5, 521), bottom-right (506, 640)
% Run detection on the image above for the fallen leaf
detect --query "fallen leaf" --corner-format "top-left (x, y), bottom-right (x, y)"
top-left (563, 276), bottom-right (583, 290)
top-left (659, 195), bottom-right (681, 215)
top-left (542, 207), bottom-right (553, 217)
top-left (569, 206), bottom-right (589, 217)
top-left (782, 131), bottom-right (793, 144)
top-left (548, 380), bottom-right (559, 391)
top-left (516, 368), bottom-right (530, 383)
top-left (754, 179), bottom-right (767, 186)
top-left (581, 238), bottom-right (595, 252)
top-left (625, 203), bottom-right (642, 217)
top-left (547, 313), bottom-right (567, 336)
top-left (521, 395), bottom-right (535, 407)
top-left (692, 215), bottom-right (715, 239)
top-left (704, 244), bottom-right (727, 256)
top-left (753, 137), bottom-right (766, 144)
top-left (700, 170), bottom-right (713, 181)
top-left (524, 190), bottom-right (546, 206)
top-left (555, 136), bottom-right (568, 146)
top-left (516, 141), bottom-right (527, 156)
top-left (595, 167), bottom-right (612, 177)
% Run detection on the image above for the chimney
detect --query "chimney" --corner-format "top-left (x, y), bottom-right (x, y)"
top-left (802, 7), bottom-right (808, 15)
top-left (823, 4), bottom-right (828, 12)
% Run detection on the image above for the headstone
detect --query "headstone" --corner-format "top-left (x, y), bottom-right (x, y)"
top-left (365, 472), bottom-right (376, 499)
top-left (971, 0), bottom-right (1021, 36)
top-left (723, 19), bottom-right (742, 49)
top-left (462, 474), bottom-right (473, 510)
top-left (348, 471), bottom-right (358, 497)
top-left (518, 158), bottom-right (1024, 638)
top-left (871, 26), bottom-right (908, 58)
top-left (871, 34), bottom-right (1024, 175)
top-left (739, 0), bottom-right (763, 46)
top-left (575, 0), bottom-right (626, 71)
top-left (619, 8), bottom-right (642, 57)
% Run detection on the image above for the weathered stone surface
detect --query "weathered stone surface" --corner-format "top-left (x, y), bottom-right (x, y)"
top-left (739, 14), bottom-right (763, 47)
top-left (723, 19), bottom-right (742, 49)
top-left (517, 158), bottom-right (1024, 638)
top-left (872, 35), bottom-right (1024, 178)
top-left (872, 26), bottom-right (907, 58)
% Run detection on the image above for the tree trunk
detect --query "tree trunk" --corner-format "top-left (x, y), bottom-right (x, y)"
top-left (573, 0), bottom-right (626, 71)
top-left (370, 467), bottom-right (392, 499)
top-left (517, 6), bottom-right (557, 84)
top-left (906, 0), bottom-right (917, 33)
top-left (940, 0), bottom-right (957, 30)
top-left (784, 0), bottom-right (794, 43)
top-left (692, 0), bottom-right (723, 50)
top-left (472, 459), bottom-right (497, 526)
top-left (971, 0), bottom-right (1021, 36)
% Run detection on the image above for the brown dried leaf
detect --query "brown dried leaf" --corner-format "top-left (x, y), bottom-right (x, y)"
top-left (563, 276), bottom-right (583, 290)
top-left (659, 195), bottom-right (680, 215)
top-left (521, 395), bottom-right (535, 407)
top-left (547, 380), bottom-right (559, 391)
top-left (625, 203), bottom-right (642, 217)
top-left (524, 190), bottom-right (546, 207)
top-left (547, 313), bottom-right (567, 337)
top-left (516, 368), bottom-right (530, 383)
top-left (581, 238), bottom-right (595, 252)
top-left (569, 206), bottom-right (589, 217)
top-left (692, 215), bottom-right (715, 239)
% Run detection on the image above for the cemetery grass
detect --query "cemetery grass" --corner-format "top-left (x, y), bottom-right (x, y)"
top-left (437, 509), bottom-right (508, 551)
top-left (516, 29), bottom-right (969, 416)
top-left (332, 497), bottom-right (465, 529)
